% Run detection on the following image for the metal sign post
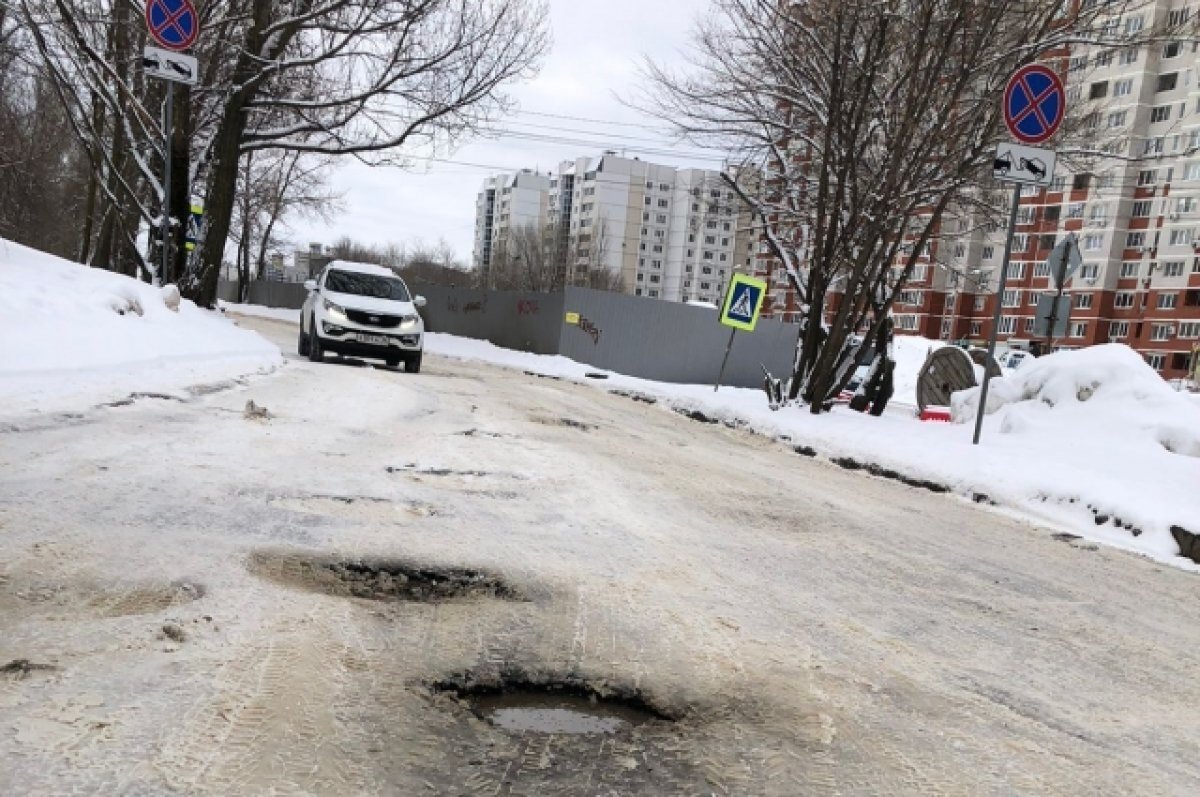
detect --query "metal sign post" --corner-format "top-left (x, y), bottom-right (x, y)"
top-left (143, 0), bottom-right (199, 286)
top-left (974, 61), bottom-right (1066, 444)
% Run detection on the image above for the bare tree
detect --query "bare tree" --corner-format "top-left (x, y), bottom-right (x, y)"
top-left (18, 0), bottom-right (548, 303)
top-left (644, 0), bottom-right (1179, 413)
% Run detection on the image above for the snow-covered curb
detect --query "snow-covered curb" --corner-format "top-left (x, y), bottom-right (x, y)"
top-left (223, 302), bottom-right (1200, 571)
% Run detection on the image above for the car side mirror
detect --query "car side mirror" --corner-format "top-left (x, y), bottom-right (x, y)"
top-left (414, 295), bottom-right (427, 308)
top-left (304, 280), bottom-right (317, 292)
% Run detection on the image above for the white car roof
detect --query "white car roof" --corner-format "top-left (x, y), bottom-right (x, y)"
top-left (325, 260), bottom-right (397, 278)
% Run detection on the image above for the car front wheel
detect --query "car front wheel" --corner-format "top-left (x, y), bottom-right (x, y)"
top-left (307, 318), bottom-right (324, 362)
top-left (404, 353), bottom-right (422, 374)
top-left (297, 322), bottom-right (310, 356)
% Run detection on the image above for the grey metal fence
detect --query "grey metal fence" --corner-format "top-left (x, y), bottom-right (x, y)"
top-left (218, 280), bottom-right (308, 309)
top-left (558, 287), bottom-right (797, 389)
top-left (219, 279), bottom-right (798, 389)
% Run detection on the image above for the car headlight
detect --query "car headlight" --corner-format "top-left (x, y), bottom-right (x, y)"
top-left (322, 298), bottom-right (347, 319)
top-left (400, 314), bottom-right (420, 329)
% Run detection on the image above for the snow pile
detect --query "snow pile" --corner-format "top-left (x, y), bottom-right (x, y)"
top-left (953, 344), bottom-right (1200, 458)
top-left (891, 335), bottom-right (943, 407)
top-left (0, 238), bottom-right (282, 417)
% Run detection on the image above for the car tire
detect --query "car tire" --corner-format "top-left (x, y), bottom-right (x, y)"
top-left (404, 353), bottom-right (422, 374)
top-left (385, 357), bottom-right (399, 368)
top-left (307, 318), bottom-right (324, 362)
top-left (297, 323), bottom-right (310, 356)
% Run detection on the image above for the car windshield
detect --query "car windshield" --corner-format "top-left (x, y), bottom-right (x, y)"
top-left (324, 269), bottom-right (410, 301)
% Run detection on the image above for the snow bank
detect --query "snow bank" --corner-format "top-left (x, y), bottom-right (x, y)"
top-left (953, 345), bottom-right (1200, 458)
top-left (0, 238), bottom-right (281, 417)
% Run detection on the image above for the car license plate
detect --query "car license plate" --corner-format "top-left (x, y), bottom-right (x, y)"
top-left (355, 333), bottom-right (389, 346)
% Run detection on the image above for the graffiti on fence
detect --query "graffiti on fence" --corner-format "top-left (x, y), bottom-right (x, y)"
top-left (578, 316), bottom-right (601, 345)
top-left (463, 298), bottom-right (487, 314)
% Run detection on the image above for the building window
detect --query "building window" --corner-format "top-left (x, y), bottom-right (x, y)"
top-left (1002, 289), bottom-right (1020, 307)
top-left (1013, 234), bottom-right (1029, 251)
top-left (1125, 14), bottom-right (1144, 33)
top-left (970, 321), bottom-right (982, 336)
top-left (657, 199), bottom-right (669, 208)
top-left (1158, 292), bottom-right (1178, 309)
top-left (1025, 317), bottom-right (1035, 333)
top-left (1169, 228), bottom-right (1193, 245)
top-left (1035, 262), bottom-right (1051, 278)
top-left (1132, 200), bottom-right (1152, 217)
top-left (1029, 292), bottom-right (1041, 306)
top-left (1151, 323), bottom-right (1173, 341)
top-left (1080, 264), bottom-right (1099, 279)
top-left (1069, 322), bottom-right (1087, 338)
top-left (982, 245), bottom-right (995, 259)
top-left (1119, 262), bottom-right (1139, 278)
top-left (1158, 73), bottom-right (1179, 92)
top-left (1146, 353), bottom-right (1166, 370)
top-left (1163, 261), bottom-right (1185, 277)
top-left (1114, 291), bottom-right (1135, 308)
top-left (644, 197), bottom-right (652, 206)
top-left (1113, 78), bottom-right (1134, 97)
top-left (1179, 321), bottom-right (1200, 338)
top-left (1068, 202), bottom-right (1085, 218)
top-left (1109, 321), bottom-right (1129, 339)
top-left (1126, 232), bottom-right (1146, 248)
top-left (648, 289), bottom-right (659, 298)
top-left (974, 296), bottom-right (986, 312)
top-left (649, 275), bottom-right (660, 283)
top-left (1107, 110), bottom-right (1128, 128)
top-left (1084, 234), bottom-right (1104, 250)
top-left (997, 316), bottom-right (1015, 335)
top-left (1119, 48), bottom-right (1138, 65)
top-left (1009, 262), bottom-right (1026, 279)
top-left (1151, 106), bottom-right (1172, 126)
top-left (1089, 81), bottom-right (1109, 99)
top-left (1075, 293), bottom-right (1093, 309)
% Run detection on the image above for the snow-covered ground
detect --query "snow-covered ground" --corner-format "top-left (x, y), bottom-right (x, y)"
top-left (227, 301), bottom-right (1200, 568)
top-left (0, 239), bottom-right (281, 417)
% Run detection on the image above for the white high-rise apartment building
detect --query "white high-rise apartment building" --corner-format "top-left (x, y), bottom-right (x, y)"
top-left (474, 153), bottom-right (756, 303)
top-left (472, 169), bottom-right (551, 282)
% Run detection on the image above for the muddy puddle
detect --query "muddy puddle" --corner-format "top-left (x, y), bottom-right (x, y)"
top-left (471, 691), bottom-right (654, 734)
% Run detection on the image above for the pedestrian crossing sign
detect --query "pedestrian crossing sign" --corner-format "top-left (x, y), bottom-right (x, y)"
top-left (719, 274), bottom-right (767, 331)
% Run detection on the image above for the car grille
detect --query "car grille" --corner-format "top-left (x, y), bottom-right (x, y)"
top-left (346, 309), bottom-right (401, 328)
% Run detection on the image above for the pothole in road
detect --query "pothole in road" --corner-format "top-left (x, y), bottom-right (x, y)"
top-left (432, 671), bottom-right (675, 736)
top-left (247, 551), bottom-right (525, 603)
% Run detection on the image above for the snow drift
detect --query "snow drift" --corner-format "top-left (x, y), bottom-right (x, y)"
top-left (952, 344), bottom-right (1200, 459)
top-left (0, 238), bottom-right (281, 416)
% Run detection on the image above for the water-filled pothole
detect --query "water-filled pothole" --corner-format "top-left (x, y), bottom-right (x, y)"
top-left (472, 691), bottom-right (654, 734)
top-left (247, 551), bottom-right (524, 603)
top-left (433, 674), bottom-right (674, 736)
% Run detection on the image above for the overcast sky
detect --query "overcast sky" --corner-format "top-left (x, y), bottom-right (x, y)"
top-left (303, 0), bottom-right (720, 265)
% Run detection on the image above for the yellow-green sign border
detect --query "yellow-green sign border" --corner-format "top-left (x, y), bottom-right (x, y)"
top-left (719, 273), bottom-right (768, 332)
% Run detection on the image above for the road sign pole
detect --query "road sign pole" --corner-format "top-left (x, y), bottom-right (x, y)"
top-left (972, 183), bottom-right (1021, 445)
top-left (160, 84), bottom-right (174, 286)
top-left (1044, 237), bottom-right (1071, 352)
top-left (714, 326), bottom-right (737, 392)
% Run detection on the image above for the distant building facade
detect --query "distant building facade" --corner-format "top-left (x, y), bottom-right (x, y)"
top-left (473, 153), bottom-right (756, 304)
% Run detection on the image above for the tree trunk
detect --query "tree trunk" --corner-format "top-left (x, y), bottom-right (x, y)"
top-left (186, 1), bottom-right (270, 308)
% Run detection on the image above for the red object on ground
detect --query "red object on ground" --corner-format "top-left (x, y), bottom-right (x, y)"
top-left (920, 406), bottom-right (952, 423)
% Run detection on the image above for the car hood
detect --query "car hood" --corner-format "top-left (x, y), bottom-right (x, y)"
top-left (324, 290), bottom-right (417, 316)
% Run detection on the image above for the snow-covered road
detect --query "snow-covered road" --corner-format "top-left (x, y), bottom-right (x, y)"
top-left (2, 313), bottom-right (1199, 795)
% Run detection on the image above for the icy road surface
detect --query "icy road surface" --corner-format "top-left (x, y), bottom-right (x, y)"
top-left (2, 314), bottom-right (1199, 796)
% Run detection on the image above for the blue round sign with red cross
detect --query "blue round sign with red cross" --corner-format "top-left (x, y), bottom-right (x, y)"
top-left (1004, 64), bottom-right (1066, 145)
top-left (145, 0), bottom-right (199, 52)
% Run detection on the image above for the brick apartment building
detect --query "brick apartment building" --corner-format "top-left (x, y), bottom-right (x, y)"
top-left (753, 0), bottom-right (1200, 383)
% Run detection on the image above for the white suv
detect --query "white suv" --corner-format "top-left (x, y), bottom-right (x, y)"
top-left (299, 261), bottom-right (426, 372)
